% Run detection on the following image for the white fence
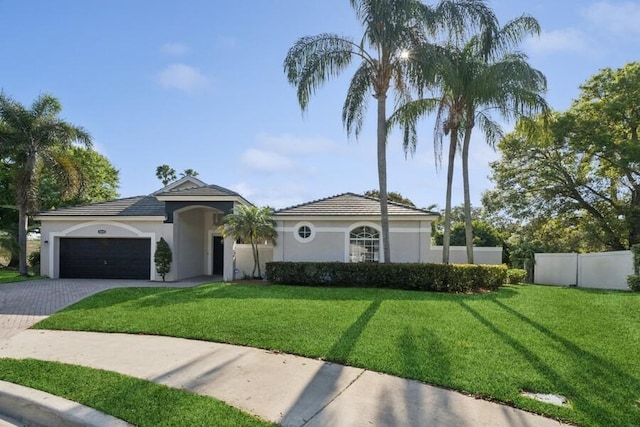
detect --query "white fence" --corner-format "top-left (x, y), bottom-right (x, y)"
top-left (428, 246), bottom-right (503, 265)
top-left (534, 251), bottom-right (633, 291)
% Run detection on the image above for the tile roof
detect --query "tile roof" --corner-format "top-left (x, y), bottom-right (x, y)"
top-left (37, 196), bottom-right (165, 217)
top-left (155, 184), bottom-right (241, 197)
top-left (275, 193), bottom-right (438, 217)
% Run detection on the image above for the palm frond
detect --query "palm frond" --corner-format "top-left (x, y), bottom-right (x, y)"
top-left (343, 63), bottom-right (373, 138)
top-left (284, 34), bottom-right (356, 111)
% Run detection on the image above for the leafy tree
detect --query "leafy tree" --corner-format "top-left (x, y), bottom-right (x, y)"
top-left (155, 164), bottom-right (176, 186)
top-left (154, 237), bottom-right (172, 281)
top-left (487, 66), bottom-right (640, 252)
top-left (393, 13), bottom-right (547, 264)
top-left (0, 94), bottom-right (91, 275)
top-left (38, 147), bottom-right (119, 209)
top-left (284, 0), bottom-right (492, 262)
top-left (364, 189), bottom-right (415, 207)
top-left (220, 205), bottom-right (277, 279)
top-left (180, 169), bottom-right (199, 177)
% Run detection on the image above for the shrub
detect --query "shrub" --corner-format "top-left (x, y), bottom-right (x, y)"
top-left (154, 238), bottom-right (172, 281)
top-left (628, 275), bottom-right (640, 292)
top-left (265, 262), bottom-right (507, 293)
top-left (28, 250), bottom-right (41, 275)
top-left (506, 269), bottom-right (527, 284)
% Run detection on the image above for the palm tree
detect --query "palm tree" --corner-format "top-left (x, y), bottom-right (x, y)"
top-left (393, 15), bottom-right (547, 263)
top-left (220, 204), bottom-right (277, 279)
top-left (180, 168), bottom-right (199, 178)
top-left (155, 164), bottom-right (176, 186)
top-left (284, 0), bottom-right (494, 263)
top-left (0, 94), bottom-right (91, 275)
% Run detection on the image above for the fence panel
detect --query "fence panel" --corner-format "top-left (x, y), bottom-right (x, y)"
top-left (534, 253), bottom-right (578, 286)
top-left (578, 251), bottom-right (633, 290)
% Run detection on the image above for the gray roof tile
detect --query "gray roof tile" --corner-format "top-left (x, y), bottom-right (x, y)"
top-left (37, 196), bottom-right (165, 217)
top-left (155, 184), bottom-right (241, 197)
top-left (275, 193), bottom-right (437, 217)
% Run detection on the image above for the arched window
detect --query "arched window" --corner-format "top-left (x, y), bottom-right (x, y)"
top-left (349, 226), bottom-right (380, 263)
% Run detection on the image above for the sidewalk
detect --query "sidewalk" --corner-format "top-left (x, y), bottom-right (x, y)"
top-left (0, 329), bottom-right (568, 427)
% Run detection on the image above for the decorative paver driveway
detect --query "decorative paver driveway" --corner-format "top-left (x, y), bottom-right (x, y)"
top-left (0, 277), bottom-right (212, 340)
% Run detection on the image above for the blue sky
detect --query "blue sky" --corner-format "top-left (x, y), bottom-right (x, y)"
top-left (1, 1), bottom-right (639, 210)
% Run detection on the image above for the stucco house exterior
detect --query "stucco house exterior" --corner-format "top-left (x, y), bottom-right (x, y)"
top-left (35, 177), bottom-right (467, 282)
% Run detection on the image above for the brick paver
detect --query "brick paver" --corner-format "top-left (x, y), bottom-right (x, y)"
top-left (0, 277), bottom-right (212, 340)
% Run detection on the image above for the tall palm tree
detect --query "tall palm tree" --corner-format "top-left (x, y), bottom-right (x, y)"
top-left (155, 164), bottom-right (176, 186)
top-left (284, 0), bottom-right (494, 263)
top-left (220, 204), bottom-right (277, 279)
top-left (0, 94), bottom-right (91, 275)
top-left (393, 15), bottom-right (547, 263)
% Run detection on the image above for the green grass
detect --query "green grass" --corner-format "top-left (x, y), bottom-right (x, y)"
top-left (35, 283), bottom-right (640, 427)
top-left (0, 269), bottom-right (42, 284)
top-left (0, 359), bottom-right (273, 427)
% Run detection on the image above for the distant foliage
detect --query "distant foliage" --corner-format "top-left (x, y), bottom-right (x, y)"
top-left (154, 238), bottom-right (172, 281)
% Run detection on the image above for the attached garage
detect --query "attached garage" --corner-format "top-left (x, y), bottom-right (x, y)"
top-left (59, 238), bottom-right (151, 280)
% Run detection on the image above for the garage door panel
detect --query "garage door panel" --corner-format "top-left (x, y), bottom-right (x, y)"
top-left (60, 238), bottom-right (150, 279)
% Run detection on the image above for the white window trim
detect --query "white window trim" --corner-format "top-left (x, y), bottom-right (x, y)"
top-left (293, 221), bottom-right (316, 243)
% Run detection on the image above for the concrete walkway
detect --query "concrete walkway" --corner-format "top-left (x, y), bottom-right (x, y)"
top-left (0, 278), bottom-right (570, 426)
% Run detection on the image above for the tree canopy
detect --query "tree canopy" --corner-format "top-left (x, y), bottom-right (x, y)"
top-left (0, 93), bottom-right (91, 274)
top-left (485, 62), bottom-right (640, 251)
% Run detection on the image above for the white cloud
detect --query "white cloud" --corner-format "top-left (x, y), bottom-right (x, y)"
top-left (584, 1), bottom-right (640, 36)
top-left (155, 64), bottom-right (209, 93)
top-left (229, 181), bottom-right (257, 199)
top-left (255, 132), bottom-right (340, 155)
top-left (526, 28), bottom-right (590, 55)
top-left (160, 42), bottom-right (190, 56)
top-left (241, 148), bottom-right (295, 173)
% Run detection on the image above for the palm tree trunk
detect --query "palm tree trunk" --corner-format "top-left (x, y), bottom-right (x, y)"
top-left (255, 241), bottom-right (262, 279)
top-left (17, 204), bottom-right (28, 276)
top-left (251, 241), bottom-right (258, 278)
top-left (462, 128), bottom-right (474, 264)
top-left (442, 132), bottom-right (458, 264)
top-left (377, 93), bottom-right (391, 263)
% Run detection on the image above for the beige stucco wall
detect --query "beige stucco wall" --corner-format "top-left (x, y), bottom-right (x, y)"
top-left (39, 219), bottom-right (171, 281)
top-left (273, 219), bottom-right (432, 263)
top-left (534, 253), bottom-right (578, 286)
top-left (234, 244), bottom-right (273, 279)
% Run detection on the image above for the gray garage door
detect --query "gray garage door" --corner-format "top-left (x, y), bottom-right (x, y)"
top-left (60, 238), bottom-right (151, 280)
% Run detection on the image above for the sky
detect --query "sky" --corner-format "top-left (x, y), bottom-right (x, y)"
top-left (1, 1), bottom-right (639, 210)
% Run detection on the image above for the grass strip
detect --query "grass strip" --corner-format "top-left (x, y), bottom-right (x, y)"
top-left (0, 358), bottom-right (273, 427)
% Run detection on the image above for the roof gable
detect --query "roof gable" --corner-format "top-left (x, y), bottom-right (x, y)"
top-left (274, 193), bottom-right (438, 217)
top-left (152, 176), bottom-right (206, 195)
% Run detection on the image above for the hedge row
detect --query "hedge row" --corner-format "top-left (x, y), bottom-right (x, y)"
top-left (265, 262), bottom-right (507, 293)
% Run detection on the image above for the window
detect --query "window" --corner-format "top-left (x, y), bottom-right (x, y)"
top-left (349, 226), bottom-right (379, 263)
top-left (293, 222), bottom-right (315, 243)
top-left (298, 225), bottom-right (311, 239)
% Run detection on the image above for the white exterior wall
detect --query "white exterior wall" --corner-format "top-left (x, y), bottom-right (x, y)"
top-left (174, 209), bottom-right (205, 279)
top-left (39, 219), bottom-right (171, 281)
top-left (427, 246), bottom-right (503, 265)
top-left (234, 244), bottom-right (273, 279)
top-left (273, 219), bottom-right (432, 263)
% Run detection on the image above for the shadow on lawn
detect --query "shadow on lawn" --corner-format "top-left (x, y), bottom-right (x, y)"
top-left (60, 283), bottom-right (519, 313)
top-left (460, 300), bottom-right (640, 426)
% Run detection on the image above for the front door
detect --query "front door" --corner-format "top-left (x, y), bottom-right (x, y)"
top-left (212, 236), bottom-right (224, 275)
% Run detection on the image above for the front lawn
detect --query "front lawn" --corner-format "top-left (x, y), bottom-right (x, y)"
top-left (34, 283), bottom-right (640, 427)
top-left (0, 269), bottom-right (42, 284)
top-left (0, 359), bottom-right (272, 427)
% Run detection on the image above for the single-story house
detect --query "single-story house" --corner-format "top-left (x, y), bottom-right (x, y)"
top-left (36, 176), bottom-right (497, 281)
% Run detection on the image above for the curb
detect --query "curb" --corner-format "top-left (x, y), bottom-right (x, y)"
top-left (0, 380), bottom-right (132, 427)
